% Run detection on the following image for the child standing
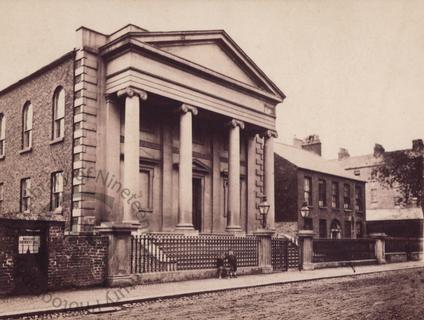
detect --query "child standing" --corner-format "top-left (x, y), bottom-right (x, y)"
top-left (216, 252), bottom-right (226, 279)
top-left (227, 249), bottom-right (237, 278)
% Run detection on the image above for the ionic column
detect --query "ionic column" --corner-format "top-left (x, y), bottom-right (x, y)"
top-left (264, 130), bottom-right (278, 229)
top-left (226, 119), bottom-right (244, 233)
top-left (117, 87), bottom-right (148, 224)
top-left (176, 104), bottom-right (198, 231)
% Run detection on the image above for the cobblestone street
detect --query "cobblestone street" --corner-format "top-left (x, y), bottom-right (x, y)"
top-left (20, 268), bottom-right (424, 320)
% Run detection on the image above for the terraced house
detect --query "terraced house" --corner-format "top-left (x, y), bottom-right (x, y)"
top-left (0, 24), bottom-right (285, 293)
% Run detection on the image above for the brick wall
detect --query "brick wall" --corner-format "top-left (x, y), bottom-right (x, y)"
top-left (0, 53), bottom-right (75, 230)
top-left (0, 224), bottom-right (15, 294)
top-left (47, 224), bottom-right (108, 290)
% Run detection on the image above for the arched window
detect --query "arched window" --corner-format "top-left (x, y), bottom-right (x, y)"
top-left (52, 87), bottom-right (65, 139)
top-left (22, 102), bottom-right (33, 149)
top-left (0, 113), bottom-right (5, 157)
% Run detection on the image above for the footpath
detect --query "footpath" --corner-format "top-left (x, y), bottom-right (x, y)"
top-left (1, 261), bottom-right (423, 319)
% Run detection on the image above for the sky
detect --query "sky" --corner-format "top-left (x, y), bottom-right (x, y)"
top-left (0, 0), bottom-right (423, 158)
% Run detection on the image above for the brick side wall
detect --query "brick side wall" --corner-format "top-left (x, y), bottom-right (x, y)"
top-left (47, 224), bottom-right (108, 290)
top-left (0, 225), bottom-right (15, 294)
top-left (0, 54), bottom-right (75, 229)
top-left (275, 154), bottom-right (298, 222)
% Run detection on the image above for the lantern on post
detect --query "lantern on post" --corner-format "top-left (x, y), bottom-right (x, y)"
top-left (257, 196), bottom-right (270, 229)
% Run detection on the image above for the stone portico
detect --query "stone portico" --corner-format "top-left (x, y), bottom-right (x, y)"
top-left (72, 25), bottom-right (285, 234)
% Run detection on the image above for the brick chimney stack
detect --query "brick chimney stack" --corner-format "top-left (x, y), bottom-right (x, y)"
top-left (338, 148), bottom-right (350, 160)
top-left (301, 134), bottom-right (322, 156)
top-left (412, 139), bottom-right (424, 153)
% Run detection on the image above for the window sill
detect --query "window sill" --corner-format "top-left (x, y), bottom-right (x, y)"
top-left (318, 206), bottom-right (328, 210)
top-left (50, 137), bottom-right (64, 145)
top-left (344, 209), bottom-right (353, 213)
top-left (19, 147), bottom-right (32, 155)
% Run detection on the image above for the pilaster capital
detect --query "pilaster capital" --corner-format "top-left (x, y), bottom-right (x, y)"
top-left (262, 130), bottom-right (278, 139)
top-left (180, 104), bottom-right (198, 115)
top-left (117, 87), bottom-right (148, 101)
top-left (228, 119), bottom-right (245, 130)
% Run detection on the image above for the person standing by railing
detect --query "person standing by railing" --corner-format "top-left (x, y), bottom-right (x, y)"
top-left (216, 253), bottom-right (226, 279)
top-left (227, 249), bottom-right (238, 278)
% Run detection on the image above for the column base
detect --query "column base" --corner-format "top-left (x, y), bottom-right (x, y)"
top-left (105, 274), bottom-right (136, 287)
top-left (175, 224), bottom-right (199, 236)
top-left (226, 225), bottom-right (244, 236)
top-left (302, 262), bottom-right (315, 271)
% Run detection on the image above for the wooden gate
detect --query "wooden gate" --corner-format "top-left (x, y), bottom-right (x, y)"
top-left (271, 238), bottom-right (301, 271)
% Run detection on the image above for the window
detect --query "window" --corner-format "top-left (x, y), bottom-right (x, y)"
top-left (0, 183), bottom-right (4, 208)
top-left (303, 218), bottom-right (313, 230)
top-left (318, 179), bottom-right (326, 207)
top-left (371, 188), bottom-right (378, 203)
top-left (0, 113), bottom-right (5, 157)
top-left (343, 184), bottom-right (351, 209)
top-left (319, 219), bottom-right (327, 238)
top-left (344, 221), bottom-right (352, 238)
top-left (356, 222), bottom-right (363, 238)
top-left (20, 178), bottom-right (31, 213)
top-left (52, 87), bottom-right (65, 139)
top-left (304, 177), bottom-right (312, 206)
top-left (355, 185), bottom-right (363, 211)
top-left (51, 172), bottom-right (64, 211)
top-left (331, 182), bottom-right (339, 208)
top-left (22, 102), bottom-right (33, 149)
top-left (139, 167), bottom-right (154, 211)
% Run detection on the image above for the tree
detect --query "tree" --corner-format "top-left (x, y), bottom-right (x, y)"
top-left (371, 148), bottom-right (423, 206)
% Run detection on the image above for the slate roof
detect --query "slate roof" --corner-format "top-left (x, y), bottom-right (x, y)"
top-left (274, 143), bottom-right (365, 182)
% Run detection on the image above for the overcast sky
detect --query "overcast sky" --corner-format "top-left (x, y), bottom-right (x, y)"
top-left (0, 0), bottom-right (423, 158)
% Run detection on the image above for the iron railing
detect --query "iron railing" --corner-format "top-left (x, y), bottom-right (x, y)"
top-left (385, 237), bottom-right (423, 254)
top-left (130, 233), bottom-right (260, 273)
top-left (312, 239), bottom-right (376, 263)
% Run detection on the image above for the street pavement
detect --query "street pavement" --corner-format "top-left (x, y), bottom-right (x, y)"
top-left (0, 261), bottom-right (423, 319)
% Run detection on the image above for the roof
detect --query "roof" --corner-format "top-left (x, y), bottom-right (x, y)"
top-left (329, 154), bottom-right (381, 170)
top-left (367, 207), bottom-right (423, 221)
top-left (274, 143), bottom-right (366, 182)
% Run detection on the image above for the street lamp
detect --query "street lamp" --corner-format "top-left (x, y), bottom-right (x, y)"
top-left (258, 196), bottom-right (270, 229)
top-left (300, 202), bottom-right (310, 218)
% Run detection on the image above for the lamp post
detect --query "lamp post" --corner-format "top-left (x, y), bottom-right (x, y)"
top-left (300, 202), bottom-right (311, 230)
top-left (257, 196), bottom-right (271, 229)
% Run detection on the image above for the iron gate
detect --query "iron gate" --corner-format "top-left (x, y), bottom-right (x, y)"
top-left (271, 238), bottom-right (301, 271)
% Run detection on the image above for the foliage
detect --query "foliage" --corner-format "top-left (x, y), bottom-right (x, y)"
top-left (371, 150), bottom-right (423, 205)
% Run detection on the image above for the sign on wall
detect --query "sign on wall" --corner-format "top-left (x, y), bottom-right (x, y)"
top-left (18, 235), bottom-right (41, 254)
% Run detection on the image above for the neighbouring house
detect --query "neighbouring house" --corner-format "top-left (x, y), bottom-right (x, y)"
top-left (333, 140), bottom-right (424, 237)
top-left (274, 135), bottom-right (367, 239)
top-left (0, 24), bottom-right (285, 293)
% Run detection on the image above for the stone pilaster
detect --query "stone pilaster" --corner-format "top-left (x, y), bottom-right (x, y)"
top-left (176, 104), bottom-right (198, 233)
top-left (263, 130), bottom-right (278, 229)
top-left (226, 119), bottom-right (244, 234)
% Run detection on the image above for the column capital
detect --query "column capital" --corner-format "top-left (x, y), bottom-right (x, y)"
top-left (180, 104), bottom-right (198, 115)
top-left (117, 87), bottom-right (148, 100)
top-left (228, 119), bottom-right (245, 130)
top-left (261, 129), bottom-right (278, 139)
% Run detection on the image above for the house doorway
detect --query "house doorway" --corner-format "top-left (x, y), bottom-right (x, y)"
top-left (192, 177), bottom-right (202, 231)
top-left (330, 219), bottom-right (342, 239)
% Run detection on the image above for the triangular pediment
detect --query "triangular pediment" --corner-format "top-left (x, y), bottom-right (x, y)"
top-left (130, 31), bottom-right (285, 100)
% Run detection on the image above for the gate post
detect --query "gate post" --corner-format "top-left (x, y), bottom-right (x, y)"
top-left (369, 233), bottom-right (386, 264)
top-left (95, 223), bottom-right (138, 287)
top-left (253, 229), bottom-right (275, 273)
top-left (298, 230), bottom-right (314, 270)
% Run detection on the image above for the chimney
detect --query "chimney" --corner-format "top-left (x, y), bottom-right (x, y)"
top-left (412, 139), bottom-right (424, 153)
top-left (293, 136), bottom-right (303, 149)
top-left (373, 143), bottom-right (385, 158)
top-left (410, 197), bottom-right (418, 207)
top-left (301, 134), bottom-right (322, 156)
top-left (338, 148), bottom-right (350, 160)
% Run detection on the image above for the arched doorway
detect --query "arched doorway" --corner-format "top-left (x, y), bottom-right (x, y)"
top-left (330, 219), bottom-right (342, 239)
